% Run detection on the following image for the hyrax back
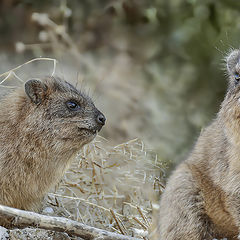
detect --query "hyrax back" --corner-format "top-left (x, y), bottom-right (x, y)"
top-left (158, 49), bottom-right (240, 240)
top-left (0, 77), bottom-right (105, 213)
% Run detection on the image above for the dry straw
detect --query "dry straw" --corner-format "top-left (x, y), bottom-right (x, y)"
top-left (0, 57), bottom-right (57, 87)
top-left (44, 137), bottom-right (165, 239)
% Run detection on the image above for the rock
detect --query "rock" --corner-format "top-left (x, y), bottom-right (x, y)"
top-left (9, 227), bottom-right (71, 240)
top-left (42, 207), bottom-right (54, 215)
top-left (0, 226), bottom-right (9, 240)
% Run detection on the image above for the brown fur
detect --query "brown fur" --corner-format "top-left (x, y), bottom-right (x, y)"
top-left (0, 77), bottom-right (105, 216)
top-left (158, 49), bottom-right (240, 240)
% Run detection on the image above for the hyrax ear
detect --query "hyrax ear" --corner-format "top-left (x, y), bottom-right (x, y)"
top-left (25, 79), bottom-right (48, 104)
top-left (226, 49), bottom-right (240, 74)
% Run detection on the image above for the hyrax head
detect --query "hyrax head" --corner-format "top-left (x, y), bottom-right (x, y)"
top-left (226, 49), bottom-right (240, 91)
top-left (219, 49), bottom-right (240, 143)
top-left (24, 77), bottom-right (105, 146)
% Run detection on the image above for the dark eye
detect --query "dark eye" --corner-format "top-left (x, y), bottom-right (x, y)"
top-left (66, 100), bottom-right (80, 111)
top-left (235, 72), bottom-right (240, 82)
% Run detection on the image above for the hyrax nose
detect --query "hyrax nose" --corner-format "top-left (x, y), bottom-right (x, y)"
top-left (97, 113), bottom-right (106, 126)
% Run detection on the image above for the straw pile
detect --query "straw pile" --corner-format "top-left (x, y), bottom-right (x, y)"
top-left (43, 136), bottom-right (165, 239)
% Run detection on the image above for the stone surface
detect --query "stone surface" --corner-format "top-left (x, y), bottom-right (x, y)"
top-left (8, 227), bottom-right (72, 240)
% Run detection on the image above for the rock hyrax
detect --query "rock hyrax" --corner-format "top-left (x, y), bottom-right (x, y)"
top-left (0, 76), bottom-right (105, 212)
top-left (158, 49), bottom-right (240, 240)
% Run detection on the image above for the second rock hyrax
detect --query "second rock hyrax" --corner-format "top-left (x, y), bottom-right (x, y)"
top-left (158, 49), bottom-right (240, 240)
top-left (0, 76), bottom-right (105, 213)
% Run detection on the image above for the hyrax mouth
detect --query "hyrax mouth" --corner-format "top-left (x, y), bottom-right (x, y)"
top-left (78, 127), bottom-right (98, 135)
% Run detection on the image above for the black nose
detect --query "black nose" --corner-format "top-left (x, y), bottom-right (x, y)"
top-left (97, 113), bottom-right (106, 125)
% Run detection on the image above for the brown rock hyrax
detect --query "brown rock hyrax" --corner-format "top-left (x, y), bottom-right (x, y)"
top-left (158, 49), bottom-right (240, 240)
top-left (0, 76), bottom-right (105, 212)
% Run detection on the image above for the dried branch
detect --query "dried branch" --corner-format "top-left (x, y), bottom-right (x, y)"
top-left (0, 204), bottom-right (141, 240)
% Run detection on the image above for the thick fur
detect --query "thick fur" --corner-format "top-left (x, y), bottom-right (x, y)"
top-left (158, 49), bottom-right (240, 240)
top-left (0, 77), bottom-right (104, 221)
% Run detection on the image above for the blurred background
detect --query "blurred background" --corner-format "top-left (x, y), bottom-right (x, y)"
top-left (0, 0), bottom-right (240, 171)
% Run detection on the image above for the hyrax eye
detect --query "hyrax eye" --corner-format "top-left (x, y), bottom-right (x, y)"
top-left (66, 100), bottom-right (80, 111)
top-left (234, 72), bottom-right (240, 82)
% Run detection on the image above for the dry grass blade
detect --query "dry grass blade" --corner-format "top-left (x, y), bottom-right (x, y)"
top-left (0, 57), bottom-right (57, 89)
top-left (48, 193), bottom-right (124, 218)
top-left (0, 58), bottom-right (57, 78)
top-left (132, 217), bottom-right (148, 230)
top-left (110, 209), bottom-right (126, 235)
top-left (137, 206), bottom-right (150, 227)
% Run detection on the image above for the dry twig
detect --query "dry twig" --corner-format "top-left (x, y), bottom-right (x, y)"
top-left (0, 204), bottom-right (141, 240)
